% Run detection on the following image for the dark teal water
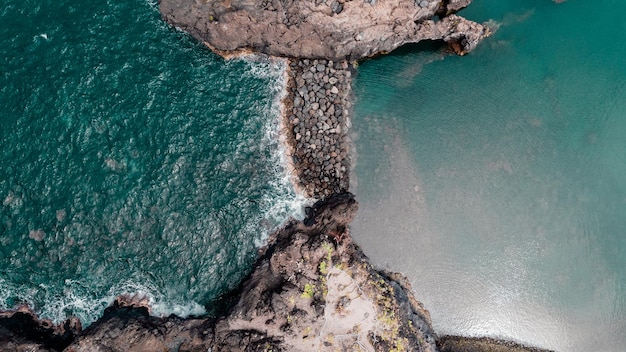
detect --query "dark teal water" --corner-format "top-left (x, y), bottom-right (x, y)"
top-left (351, 1), bottom-right (626, 351)
top-left (1, 1), bottom-right (303, 324)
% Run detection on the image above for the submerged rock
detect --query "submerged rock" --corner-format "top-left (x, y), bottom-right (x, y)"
top-left (437, 335), bottom-right (555, 352)
top-left (159, 0), bottom-right (491, 60)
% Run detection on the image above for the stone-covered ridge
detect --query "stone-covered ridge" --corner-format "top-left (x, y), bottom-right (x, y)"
top-left (159, 0), bottom-right (490, 61)
top-left (284, 59), bottom-right (352, 198)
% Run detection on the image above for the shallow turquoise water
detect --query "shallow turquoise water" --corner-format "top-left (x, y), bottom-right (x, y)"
top-left (351, 1), bottom-right (626, 351)
top-left (0, 1), bottom-right (302, 324)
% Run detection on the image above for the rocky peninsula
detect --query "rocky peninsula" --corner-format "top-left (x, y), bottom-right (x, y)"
top-left (1, 1), bottom-right (552, 351)
top-left (0, 195), bottom-right (551, 352)
top-left (1, 194), bottom-right (439, 351)
top-left (160, 0), bottom-right (489, 60)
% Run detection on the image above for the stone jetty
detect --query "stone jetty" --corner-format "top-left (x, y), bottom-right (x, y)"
top-left (160, 0), bottom-right (491, 199)
top-left (284, 59), bottom-right (353, 198)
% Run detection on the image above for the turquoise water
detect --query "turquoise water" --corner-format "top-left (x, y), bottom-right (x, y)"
top-left (351, 1), bottom-right (626, 351)
top-left (0, 1), bottom-right (303, 324)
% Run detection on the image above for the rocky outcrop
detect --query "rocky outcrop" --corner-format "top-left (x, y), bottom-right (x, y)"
top-left (0, 195), bottom-right (554, 352)
top-left (438, 0), bottom-right (472, 16)
top-left (159, 0), bottom-right (491, 61)
top-left (0, 194), bottom-right (441, 351)
top-left (209, 192), bottom-right (438, 351)
top-left (0, 307), bottom-right (80, 351)
top-left (437, 336), bottom-right (554, 352)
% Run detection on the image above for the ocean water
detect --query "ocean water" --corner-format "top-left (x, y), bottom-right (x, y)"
top-left (351, 1), bottom-right (626, 351)
top-left (0, 1), bottom-right (304, 325)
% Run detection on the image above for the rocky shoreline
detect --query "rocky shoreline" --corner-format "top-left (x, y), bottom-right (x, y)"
top-left (1, 194), bottom-right (439, 351)
top-left (1, 1), bottom-right (554, 351)
top-left (0, 195), bottom-right (552, 352)
top-left (159, 0), bottom-right (490, 60)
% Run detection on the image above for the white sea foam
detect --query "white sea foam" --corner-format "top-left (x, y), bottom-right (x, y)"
top-left (0, 54), bottom-right (309, 328)
top-left (145, 0), bottom-right (159, 11)
top-left (0, 277), bottom-right (109, 324)
top-left (0, 276), bottom-right (208, 325)
top-left (237, 57), bottom-right (312, 246)
top-left (114, 280), bottom-right (207, 319)
top-left (0, 278), bottom-right (21, 311)
top-left (151, 300), bottom-right (207, 318)
top-left (31, 33), bottom-right (50, 46)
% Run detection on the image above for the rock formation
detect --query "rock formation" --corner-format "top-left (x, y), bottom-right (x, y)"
top-left (0, 196), bottom-right (553, 352)
top-left (437, 336), bottom-right (555, 352)
top-left (159, 0), bottom-right (491, 60)
top-left (0, 307), bottom-right (80, 351)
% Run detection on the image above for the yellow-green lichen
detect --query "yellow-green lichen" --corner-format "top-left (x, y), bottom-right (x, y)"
top-left (301, 283), bottom-right (315, 299)
top-left (321, 241), bottom-right (333, 262)
top-left (319, 260), bottom-right (328, 275)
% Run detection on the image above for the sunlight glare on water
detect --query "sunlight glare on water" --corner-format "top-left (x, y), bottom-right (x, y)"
top-left (350, 1), bottom-right (626, 351)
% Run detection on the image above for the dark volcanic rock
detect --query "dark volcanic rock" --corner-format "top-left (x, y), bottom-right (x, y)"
top-left (66, 301), bottom-right (220, 352)
top-left (303, 192), bottom-right (356, 230)
top-left (160, 0), bottom-right (491, 60)
top-left (0, 307), bottom-right (80, 352)
top-left (437, 335), bottom-right (554, 352)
